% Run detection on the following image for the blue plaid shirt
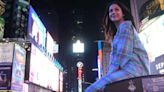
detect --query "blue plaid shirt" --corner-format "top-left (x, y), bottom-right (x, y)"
top-left (109, 21), bottom-right (149, 76)
top-left (85, 21), bottom-right (149, 92)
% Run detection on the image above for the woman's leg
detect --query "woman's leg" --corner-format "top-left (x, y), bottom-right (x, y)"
top-left (85, 70), bottom-right (134, 92)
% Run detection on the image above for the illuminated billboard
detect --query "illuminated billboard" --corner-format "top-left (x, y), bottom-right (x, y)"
top-left (139, 13), bottom-right (164, 75)
top-left (46, 32), bottom-right (54, 57)
top-left (28, 43), bottom-right (59, 91)
top-left (28, 6), bottom-right (46, 49)
top-left (11, 44), bottom-right (26, 92)
top-left (0, 43), bottom-right (14, 65)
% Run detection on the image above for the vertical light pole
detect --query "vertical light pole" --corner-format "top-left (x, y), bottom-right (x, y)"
top-left (73, 39), bottom-right (84, 92)
top-left (77, 61), bottom-right (83, 92)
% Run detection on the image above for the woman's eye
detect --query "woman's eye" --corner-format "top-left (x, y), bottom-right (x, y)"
top-left (115, 8), bottom-right (119, 11)
top-left (109, 9), bottom-right (113, 12)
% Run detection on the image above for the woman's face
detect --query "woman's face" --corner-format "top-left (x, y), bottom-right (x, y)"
top-left (108, 4), bottom-right (124, 23)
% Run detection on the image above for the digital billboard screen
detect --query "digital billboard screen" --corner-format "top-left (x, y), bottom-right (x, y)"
top-left (46, 32), bottom-right (54, 57)
top-left (29, 43), bottom-right (59, 91)
top-left (28, 6), bottom-right (46, 49)
top-left (11, 44), bottom-right (26, 92)
top-left (139, 13), bottom-right (164, 75)
top-left (0, 43), bottom-right (14, 65)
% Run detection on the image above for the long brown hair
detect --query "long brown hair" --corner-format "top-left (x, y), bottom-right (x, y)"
top-left (102, 0), bottom-right (135, 43)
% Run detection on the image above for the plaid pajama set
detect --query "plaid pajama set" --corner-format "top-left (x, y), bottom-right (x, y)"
top-left (85, 21), bottom-right (149, 92)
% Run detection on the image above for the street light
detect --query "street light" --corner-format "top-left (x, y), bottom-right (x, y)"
top-left (73, 40), bottom-right (84, 53)
top-left (77, 61), bottom-right (83, 92)
top-left (73, 40), bottom-right (84, 92)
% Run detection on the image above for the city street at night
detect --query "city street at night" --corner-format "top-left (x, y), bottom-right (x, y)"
top-left (0, 0), bottom-right (164, 92)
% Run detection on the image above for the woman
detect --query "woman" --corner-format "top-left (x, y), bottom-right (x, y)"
top-left (85, 1), bottom-right (149, 92)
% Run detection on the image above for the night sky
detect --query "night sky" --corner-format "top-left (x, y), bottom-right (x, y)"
top-left (31, 0), bottom-right (130, 87)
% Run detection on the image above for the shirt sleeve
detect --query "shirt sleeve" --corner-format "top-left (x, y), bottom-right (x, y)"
top-left (110, 23), bottom-right (134, 69)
